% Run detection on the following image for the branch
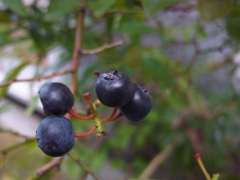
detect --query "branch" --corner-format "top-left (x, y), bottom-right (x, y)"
top-left (67, 151), bottom-right (103, 180)
top-left (28, 157), bottom-right (64, 180)
top-left (139, 137), bottom-right (182, 179)
top-left (70, 0), bottom-right (85, 94)
top-left (0, 127), bottom-right (33, 140)
top-left (0, 69), bottom-right (73, 88)
top-left (80, 40), bottom-right (124, 55)
top-left (0, 138), bottom-right (35, 154)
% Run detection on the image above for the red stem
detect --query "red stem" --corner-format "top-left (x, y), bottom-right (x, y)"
top-left (68, 110), bottom-right (93, 120)
top-left (83, 93), bottom-right (98, 117)
top-left (74, 126), bottom-right (97, 137)
top-left (102, 107), bottom-right (118, 122)
top-left (101, 112), bottom-right (123, 122)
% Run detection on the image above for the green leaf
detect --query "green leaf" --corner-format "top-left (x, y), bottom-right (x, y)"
top-left (119, 22), bottom-right (158, 35)
top-left (0, 11), bottom-right (11, 23)
top-left (88, 0), bottom-right (117, 17)
top-left (0, 103), bottom-right (15, 113)
top-left (211, 173), bottom-right (220, 180)
top-left (140, 0), bottom-right (186, 17)
top-left (226, 13), bottom-right (240, 41)
top-left (197, 0), bottom-right (233, 21)
top-left (2, 0), bottom-right (28, 17)
top-left (25, 96), bottom-right (38, 116)
top-left (0, 61), bottom-right (31, 100)
top-left (45, 0), bottom-right (79, 22)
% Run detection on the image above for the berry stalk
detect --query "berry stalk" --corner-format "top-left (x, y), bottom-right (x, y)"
top-left (194, 153), bottom-right (211, 180)
top-left (74, 126), bottom-right (97, 137)
top-left (102, 107), bottom-right (118, 122)
top-left (68, 110), bottom-right (93, 120)
top-left (101, 112), bottom-right (123, 123)
top-left (83, 92), bottom-right (98, 117)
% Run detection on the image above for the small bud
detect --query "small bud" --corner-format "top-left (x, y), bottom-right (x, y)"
top-left (194, 153), bottom-right (201, 159)
top-left (83, 92), bottom-right (91, 99)
top-left (94, 70), bottom-right (100, 77)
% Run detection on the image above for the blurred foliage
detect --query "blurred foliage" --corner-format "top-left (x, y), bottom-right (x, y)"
top-left (1, 0), bottom-right (240, 180)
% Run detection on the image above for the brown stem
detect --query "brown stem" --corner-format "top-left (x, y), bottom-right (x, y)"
top-left (28, 157), bottom-right (64, 180)
top-left (80, 40), bottom-right (124, 55)
top-left (0, 69), bottom-right (73, 88)
top-left (70, 0), bottom-right (85, 94)
top-left (139, 137), bottom-right (182, 179)
top-left (80, 171), bottom-right (88, 180)
top-left (28, 1), bottom-right (86, 180)
top-left (0, 127), bottom-right (33, 140)
top-left (67, 151), bottom-right (103, 180)
top-left (0, 138), bottom-right (35, 154)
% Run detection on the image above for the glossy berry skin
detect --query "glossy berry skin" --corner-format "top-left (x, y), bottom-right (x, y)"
top-left (36, 116), bottom-right (74, 157)
top-left (120, 84), bottom-right (152, 121)
top-left (94, 70), bottom-right (134, 107)
top-left (38, 82), bottom-right (74, 116)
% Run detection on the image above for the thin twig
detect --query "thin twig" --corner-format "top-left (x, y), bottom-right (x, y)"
top-left (139, 137), bottom-right (182, 179)
top-left (0, 127), bottom-right (33, 140)
top-left (80, 171), bottom-right (89, 180)
top-left (0, 69), bottom-right (73, 88)
top-left (28, 157), bottom-right (64, 180)
top-left (67, 151), bottom-right (103, 180)
top-left (0, 138), bottom-right (36, 154)
top-left (80, 40), bottom-right (124, 55)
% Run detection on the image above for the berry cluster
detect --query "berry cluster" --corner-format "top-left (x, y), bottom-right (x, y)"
top-left (36, 70), bottom-right (152, 157)
top-left (95, 70), bottom-right (152, 121)
top-left (37, 83), bottom-right (75, 157)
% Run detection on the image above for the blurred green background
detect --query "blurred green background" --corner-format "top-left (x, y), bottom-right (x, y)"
top-left (1, 0), bottom-right (240, 179)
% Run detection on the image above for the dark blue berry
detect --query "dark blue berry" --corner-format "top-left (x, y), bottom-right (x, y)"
top-left (38, 82), bottom-right (74, 116)
top-left (94, 70), bottom-right (134, 107)
top-left (36, 116), bottom-right (74, 157)
top-left (120, 84), bottom-right (152, 121)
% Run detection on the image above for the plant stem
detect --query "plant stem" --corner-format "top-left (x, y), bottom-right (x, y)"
top-left (83, 92), bottom-right (98, 117)
top-left (139, 137), bottom-right (182, 179)
top-left (0, 127), bottom-right (33, 140)
top-left (74, 126), bottom-right (97, 137)
top-left (67, 151), bottom-right (103, 180)
top-left (80, 40), bottom-right (124, 54)
top-left (0, 69), bottom-right (73, 88)
top-left (102, 112), bottom-right (123, 123)
top-left (0, 138), bottom-right (35, 154)
top-left (70, 0), bottom-right (85, 94)
top-left (28, 157), bottom-right (64, 180)
top-left (194, 153), bottom-right (211, 180)
top-left (101, 107), bottom-right (118, 122)
top-left (68, 110), bottom-right (93, 120)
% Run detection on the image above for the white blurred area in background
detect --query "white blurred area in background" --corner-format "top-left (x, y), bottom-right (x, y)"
top-left (0, 47), bottom-right (66, 137)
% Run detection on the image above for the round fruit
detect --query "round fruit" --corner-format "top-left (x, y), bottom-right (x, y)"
top-left (36, 115), bottom-right (74, 157)
top-left (94, 70), bottom-right (134, 107)
top-left (120, 84), bottom-right (152, 121)
top-left (38, 82), bottom-right (74, 116)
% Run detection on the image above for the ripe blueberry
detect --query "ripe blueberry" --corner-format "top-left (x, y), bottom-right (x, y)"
top-left (36, 115), bottom-right (74, 157)
top-left (94, 70), bottom-right (134, 107)
top-left (38, 82), bottom-right (74, 116)
top-left (120, 84), bottom-right (152, 121)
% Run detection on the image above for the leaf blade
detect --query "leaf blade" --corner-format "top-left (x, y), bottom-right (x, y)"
top-left (45, 0), bottom-right (79, 22)
top-left (140, 0), bottom-right (186, 17)
top-left (2, 0), bottom-right (28, 17)
top-left (0, 61), bottom-right (31, 99)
